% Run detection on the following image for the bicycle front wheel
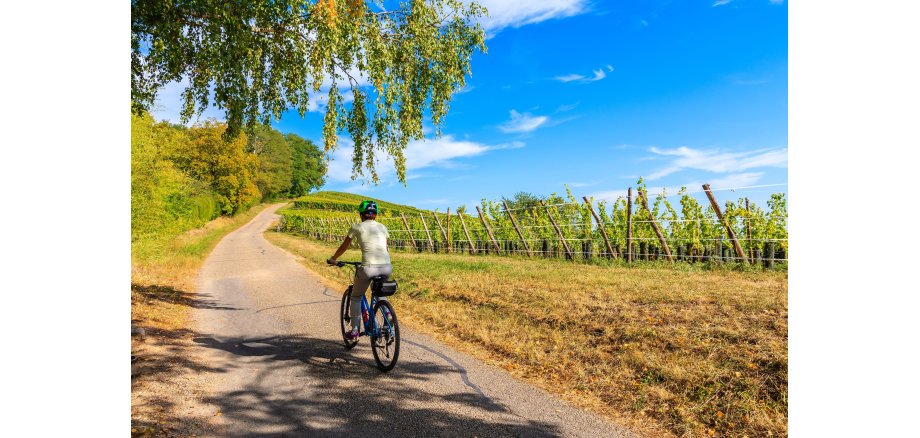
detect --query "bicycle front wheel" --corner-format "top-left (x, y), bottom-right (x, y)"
top-left (340, 286), bottom-right (358, 349)
top-left (371, 300), bottom-right (400, 371)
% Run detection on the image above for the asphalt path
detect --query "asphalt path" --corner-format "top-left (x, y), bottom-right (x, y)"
top-left (191, 204), bottom-right (637, 437)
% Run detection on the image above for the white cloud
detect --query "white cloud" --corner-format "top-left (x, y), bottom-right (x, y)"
top-left (477, 0), bottom-right (589, 33)
top-left (499, 110), bottom-right (549, 133)
top-left (713, 0), bottom-right (733, 6)
top-left (554, 74), bottom-right (585, 83)
top-left (645, 146), bottom-right (787, 181)
top-left (708, 172), bottom-right (765, 189)
top-left (586, 172), bottom-right (767, 203)
top-left (555, 65), bottom-right (613, 83)
top-left (325, 135), bottom-right (523, 183)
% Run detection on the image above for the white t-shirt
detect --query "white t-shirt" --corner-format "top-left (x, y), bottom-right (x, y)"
top-left (347, 220), bottom-right (391, 265)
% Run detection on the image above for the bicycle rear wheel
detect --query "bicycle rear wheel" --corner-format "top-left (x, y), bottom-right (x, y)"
top-left (340, 286), bottom-right (358, 349)
top-left (371, 300), bottom-right (400, 371)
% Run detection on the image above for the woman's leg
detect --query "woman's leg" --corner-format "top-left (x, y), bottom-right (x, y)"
top-left (350, 267), bottom-right (371, 331)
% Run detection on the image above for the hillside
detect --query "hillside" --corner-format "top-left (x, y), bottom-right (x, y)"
top-left (290, 191), bottom-right (430, 217)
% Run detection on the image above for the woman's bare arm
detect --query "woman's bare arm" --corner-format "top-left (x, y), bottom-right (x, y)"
top-left (327, 237), bottom-right (353, 264)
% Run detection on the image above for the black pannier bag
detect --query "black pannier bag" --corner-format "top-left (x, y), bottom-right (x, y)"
top-left (372, 279), bottom-right (398, 297)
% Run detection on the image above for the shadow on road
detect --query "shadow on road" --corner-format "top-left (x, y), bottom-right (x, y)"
top-left (132, 283), bottom-right (241, 311)
top-left (192, 334), bottom-right (564, 437)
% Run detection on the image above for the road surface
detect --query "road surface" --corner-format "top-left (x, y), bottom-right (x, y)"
top-left (191, 204), bottom-right (638, 437)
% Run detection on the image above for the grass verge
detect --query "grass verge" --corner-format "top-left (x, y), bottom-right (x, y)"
top-left (266, 231), bottom-right (788, 438)
top-left (131, 203), bottom-right (274, 437)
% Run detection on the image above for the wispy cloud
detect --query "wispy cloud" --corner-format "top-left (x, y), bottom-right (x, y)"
top-left (325, 135), bottom-right (525, 183)
top-left (499, 110), bottom-right (549, 133)
top-left (707, 172), bottom-right (765, 189)
top-left (478, 0), bottom-right (589, 34)
top-left (555, 65), bottom-right (614, 83)
top-left (586, 172), bottom-right (768, 203)
top-left (713, 0), bottom-right (733, 6)
top-left (644, 146), bottom-right (787, 180)
top-left (457, 84), bottom-right (476, 94)
top-left (556, 102), bottom-right (579, 112)
top-left (555, 74), bottom-right (586, 83)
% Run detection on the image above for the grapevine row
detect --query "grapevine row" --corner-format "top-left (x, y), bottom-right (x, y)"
top-left (277, 183), bottom-right (788, 268)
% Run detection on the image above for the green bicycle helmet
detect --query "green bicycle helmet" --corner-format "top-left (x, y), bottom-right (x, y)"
top-left (358, 200), bottom-right (378, 214)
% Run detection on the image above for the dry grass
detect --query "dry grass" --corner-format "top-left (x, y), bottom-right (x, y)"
top-left (266, 231), bottom-right (787, 438)
top-left (131, 204), bottom-right (271, 437)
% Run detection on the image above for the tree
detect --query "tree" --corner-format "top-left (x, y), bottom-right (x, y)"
top-left (286, 133), bottom-right (326, 197)
top-left (132, 0), bottom-right (487, 184)
top-left (169, 122), bottom-right (261, 214)
top-left (502, 191), bottom-right (542, 212)
top-left (132, 113), bottom-right (219, 242)
top-left (248, 126), bottom-right (293, 201)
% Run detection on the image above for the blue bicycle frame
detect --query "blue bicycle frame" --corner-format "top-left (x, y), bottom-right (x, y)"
top-left (358, 290), bottom-right (394, 338)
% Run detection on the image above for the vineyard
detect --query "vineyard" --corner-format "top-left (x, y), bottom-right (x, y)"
top-left (278, 181), bottom-right (788, 269)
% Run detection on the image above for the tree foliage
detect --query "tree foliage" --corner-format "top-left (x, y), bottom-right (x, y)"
top-left (169, 121), bottom-right (261, 214)
top-left (132, 113), bottom-right (220, 242)
top-left (131, 0), bottom-right (487, 184)
top-left (248, 126), bottom-right (294, 201)
top-left (286, 133), bottom-right (326, 197)
top-left (132, 111), bottom-right (329, 245)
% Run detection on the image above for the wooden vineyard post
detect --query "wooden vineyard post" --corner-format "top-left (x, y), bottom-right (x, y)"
top-left (583, 196), bottom-right (615, 259)
top-left (475, 206), bottom-right (502, 254)
top-left (446, 208), bottom-right (451, 254)
top-left (419, 213), bottom-right (435, 253)
top-left (637, 189), bottom-right (673, 261)
top-left (765, 241), bottom-right (775, 270)
top-left (745, 198), bottom-right (754, 262)
top-left (400, 213), bottom-right (417, 251)
top-left (702, 184), bottom-right (748, 264)
top-left (539, 200), bottom-right (575, 260)
top-left (457, 211), bottom-right (477, 254)
top-left (626, 188), bottom-right (634, 263)
top-left (432, 212), bottom-right (448, 250)
top-left (502, 201), bottom-right (532, 257)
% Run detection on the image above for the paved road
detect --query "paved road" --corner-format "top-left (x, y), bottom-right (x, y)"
top-left (191, 204), bottom-right (637, 437)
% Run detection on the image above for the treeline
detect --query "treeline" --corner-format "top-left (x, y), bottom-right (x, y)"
top-left (131, 112), bottom-right (326, 242)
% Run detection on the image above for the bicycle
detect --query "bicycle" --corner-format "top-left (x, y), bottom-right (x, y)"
top-left (333, 261), bottom-right (400, 371)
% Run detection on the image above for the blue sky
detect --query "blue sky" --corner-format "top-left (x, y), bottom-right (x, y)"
top-left (152, 0), bottom-right (788, 210)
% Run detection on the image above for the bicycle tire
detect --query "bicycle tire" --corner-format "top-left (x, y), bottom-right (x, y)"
top-left (340, 286), bottom-right (358, 349)
top-left (371, 300), bottom-right (400, 371)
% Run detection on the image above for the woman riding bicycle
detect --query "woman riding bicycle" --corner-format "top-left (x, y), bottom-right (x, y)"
top-left (326, 200), bottom-right (391, 341)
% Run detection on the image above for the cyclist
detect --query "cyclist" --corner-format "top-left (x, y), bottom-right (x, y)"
top-left (326, 200), bottom-right (392, 341)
